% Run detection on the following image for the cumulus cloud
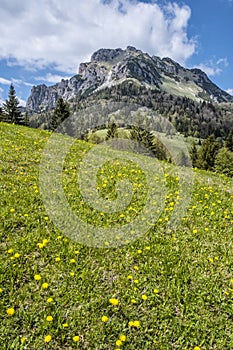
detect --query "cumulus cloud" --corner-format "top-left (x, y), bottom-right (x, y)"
top-left (195, 57), bottom-right (229, 77)
top-left (0, 77), bottom-right (12, 85)
top-left (0, 76), bottom-right (33, 87)
top-left (0, 87), bottom-right (4, 106)
top-left (0, 0), bottom-right (196, 74)
top-left (18, 98), bottom-right (27, 107)
top-left (36, 73), bottom-right (72, 83)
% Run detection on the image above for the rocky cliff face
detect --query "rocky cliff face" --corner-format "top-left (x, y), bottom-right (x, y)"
top-left (26, 46), bottom-right (233, 113)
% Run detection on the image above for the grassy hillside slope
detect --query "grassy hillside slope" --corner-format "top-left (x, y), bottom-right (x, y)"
top-left (0, 122), bottom-right (233, 349)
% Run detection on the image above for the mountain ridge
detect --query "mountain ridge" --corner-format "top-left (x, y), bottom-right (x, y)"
top-left (26, 46), bottom-right (233, 113)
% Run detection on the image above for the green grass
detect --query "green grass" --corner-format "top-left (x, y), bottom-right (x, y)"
top-left (0, 122), bottom-right (233, 349)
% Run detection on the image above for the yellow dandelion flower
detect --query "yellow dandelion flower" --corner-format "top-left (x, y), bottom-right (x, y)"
top-left (46, 315), bottom-right (53, 322)
top-left (7, 249), bottom-right (13, 254)
top-left (34, 274), bottom-right (41, 281)
top-left (137, 249), bottom-right (142, 254)
top-left (10, 208), bottom-right (15, 213)
top-left (44, 335), bottom-right (52, 343)
top-left (70, 272), bottom-right (75, 276)
top-left (142, 294), bottom-right (148, 300)
top-left (101, 315), bottom-right (109, 322)
top-left (194, 347), bottom-right (201, 350)
top-left (14, 253), bottom-right (20, 258)
top-left (37, 243), bottom-right (44, 249)
top-left (131, 299), bottom-right (137, 304)
top-left (55, 257), bottom-right (61, 261)
top-left (127, 275), bottom-right (133, 279)
top-left (47, 297), bottom-right (53, 303)
top-left (129, 320), bottom-right (140, 327)
top-left (73, 336), bottom-right (80, 342)
top-left (21, 337), bottom-right (26, 344)
top-left (70, 259), bottom-right (76, 263)
top-left (109, 298), bottom-right (119, 306)
top-left (119, 335), bottom-right (126, 342)
top-left (116, 340), bottom-right (122, 346)
top-left (7, 308), bottom-right (15, 316)
top-left (42, 283), bottom-right (49, 289)
top-left (154, 288), bottom-right (159, 294)
top-left (0, 288), bottom-right (3, 293)
top-left (134, 280), bottom-right (139, 284)
top-left (133, 265), bottom-right (139, 271)
top-left (63, 323), bottom-right (68, 328)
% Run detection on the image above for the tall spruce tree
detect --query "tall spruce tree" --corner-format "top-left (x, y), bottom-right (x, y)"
top-left (0, 106), bottom-right (4, 121)
top-left (197, 134), bottom-right (221, 170)
top-left (214, 148), bottom-right (233, 177)
top-left (225, 131), bottom-right (233, 152)
top-left (106, 122), bottom-right (118, 140)
top-left (3, 84), bottom-right (24, 124)
top-left (189, 142), bottom-right (198, 167)
top-left (50, 97), bottom-right (70, 131)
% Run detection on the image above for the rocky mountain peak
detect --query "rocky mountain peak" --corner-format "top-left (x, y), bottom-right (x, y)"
top-left (26, 46), bottom-right (233, 113)
top-left (91, 48), bottom-right (124, 62)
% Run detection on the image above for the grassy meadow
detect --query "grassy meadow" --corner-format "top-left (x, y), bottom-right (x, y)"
top-left (0, 122), bottom-right (233, 349)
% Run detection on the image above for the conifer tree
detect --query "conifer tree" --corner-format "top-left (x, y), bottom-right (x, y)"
top-left (0, 106), bottom-right (4, 122)
top-left (106, 122), bottom-right (118, 140)
top-left (3, 84), bottom-right (24, 124)
top-left (197, 134), bottom-right (221, 170)
top-left (50, 97), bottom-right (70, 131)
top-left (189, 142), bottom-right (198, 167)
top-left (130, 125), bottom-right (167, 160)
top-left (225, 131), bottom-right (233, 152)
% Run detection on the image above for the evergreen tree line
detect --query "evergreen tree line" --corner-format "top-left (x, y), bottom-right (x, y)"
top-left (72, 81), bottom-right (233, 140)
top-left (104, 123), bottom-right (233, 176)
top-left (190, 132), bottom-right (233, 177)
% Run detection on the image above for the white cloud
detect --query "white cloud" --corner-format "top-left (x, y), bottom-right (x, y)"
top-left (18, 98), bottom-right (27, 107)
top-left (36, 73), bottom-right (72, 83)
top-left (0, 76), bottom-right (33, 87)
top-left (0, 0), bottom-right (196, 73)
top-left (0, 77), bottom-right (12, 85)
top-left (226, 88), bottom-right (233, 96)
top-left (0, 87), bottom-right (4, 106)
top-left (194, 57), bottom-right (229, 77)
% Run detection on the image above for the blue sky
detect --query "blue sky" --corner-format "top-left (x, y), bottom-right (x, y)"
top-left (0, 0), bottom-right (232, 106)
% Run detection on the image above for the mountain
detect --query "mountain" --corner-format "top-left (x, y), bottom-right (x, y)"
top-left (26, 46), bottom-right (233, 114)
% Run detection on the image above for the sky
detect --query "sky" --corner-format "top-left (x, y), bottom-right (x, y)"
top-left (0, 0), bottom-right (232, 107)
